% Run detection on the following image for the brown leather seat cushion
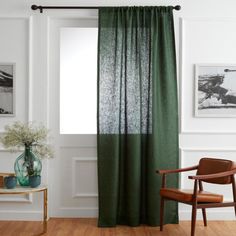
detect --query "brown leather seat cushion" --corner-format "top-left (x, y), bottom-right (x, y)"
top-left (160, 188), bottom-right (223, 203)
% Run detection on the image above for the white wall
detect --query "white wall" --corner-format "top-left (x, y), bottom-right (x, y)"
top-left (0, 0), bottom-right (236, 221)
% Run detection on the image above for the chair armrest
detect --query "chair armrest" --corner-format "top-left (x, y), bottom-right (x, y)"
top-left (188, 168), bottom-right (236, 180)
top-left (156, 165), bottom-right (198, 175)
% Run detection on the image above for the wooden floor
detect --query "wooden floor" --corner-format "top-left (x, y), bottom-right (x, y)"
top-left (0, 218), bottom-right (235, 236)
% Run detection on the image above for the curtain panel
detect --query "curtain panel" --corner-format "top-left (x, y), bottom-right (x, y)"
top-left (97, 6), bottom-right (179, 227)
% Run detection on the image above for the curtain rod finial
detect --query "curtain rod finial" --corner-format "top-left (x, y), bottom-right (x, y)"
top-left (174, 5), bottom-right (181, 10)
top-left (31, 5), bottom-right (38, 10)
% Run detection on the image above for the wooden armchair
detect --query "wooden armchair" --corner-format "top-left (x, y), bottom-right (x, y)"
top-left (156, 157), bottom-right (236, 236)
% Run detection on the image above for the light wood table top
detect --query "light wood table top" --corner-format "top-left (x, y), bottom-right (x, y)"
top-left (0, 185), bottom-right (47, 194)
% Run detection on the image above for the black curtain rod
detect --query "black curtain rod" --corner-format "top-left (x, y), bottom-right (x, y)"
top-left (31, 4), bottom-right (181, 13)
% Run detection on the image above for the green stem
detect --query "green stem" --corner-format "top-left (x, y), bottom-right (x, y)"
top-left (25, 145), bottom-right (34, 176)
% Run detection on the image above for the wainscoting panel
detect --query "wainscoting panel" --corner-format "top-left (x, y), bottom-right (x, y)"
top-left (72, 157), bottom-right (98, 198)
top-left (180, 18), bottom-right (236, 134)
top-left (0, 17), bottom-right (31, 133)
top-left (56, 147), bottom-right (98, 216)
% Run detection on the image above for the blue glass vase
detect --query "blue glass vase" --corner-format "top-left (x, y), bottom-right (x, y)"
top-left (14, 146), bottom-right (42, 186)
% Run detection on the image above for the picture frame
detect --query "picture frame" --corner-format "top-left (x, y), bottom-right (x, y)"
top-left (0, 63), bottom-right (15, 116)
top-left (195, 64), bottom-right (236, 117)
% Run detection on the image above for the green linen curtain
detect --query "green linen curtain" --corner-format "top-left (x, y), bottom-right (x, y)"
top-left (97, 6), bottom-right (179, 227)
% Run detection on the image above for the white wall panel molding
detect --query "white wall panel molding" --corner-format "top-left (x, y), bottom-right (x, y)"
top-left (72, 157), bottom-right (98, 198)
top-left (27, 16), bottom-right (33, 122)
top-left (46, 16), bottom-right (51, 130)
top-left (0, 17), bottom-right (32, 203)
top-left (181, 147), bottom-right (236, 152)
top-left (0, 16), bottom-right (32, 133)
top-left (181, 17), bottom-right (236, 22)
top-left (180, 17), bottom-right (236, 134)
top-left (0, 194), bottom-right (32, 203)
top-left (181, 131), bottom-right (236, 135)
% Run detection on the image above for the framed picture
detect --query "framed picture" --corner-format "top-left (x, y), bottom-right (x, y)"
top-left (195, 64), bottom-right (236, 117)
top-left (0, 63), bottom-right (15, 116)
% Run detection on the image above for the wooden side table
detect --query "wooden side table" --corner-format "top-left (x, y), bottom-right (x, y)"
top-left (0, 185), bottom-right (48, 234)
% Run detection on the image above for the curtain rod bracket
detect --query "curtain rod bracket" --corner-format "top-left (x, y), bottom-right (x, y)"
top-left (31, 5), bottom-right (43, 13)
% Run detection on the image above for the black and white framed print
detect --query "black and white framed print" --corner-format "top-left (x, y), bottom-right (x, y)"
top-left (0, 63), bottom-right (15, 116)
top-left (195, 64), bottom-right (236, 117)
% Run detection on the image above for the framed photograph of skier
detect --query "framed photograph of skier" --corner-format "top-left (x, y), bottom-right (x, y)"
top-left (195, 64), bottom-right (236, 117)
top-left (0, 63), bottom-right (15, 116)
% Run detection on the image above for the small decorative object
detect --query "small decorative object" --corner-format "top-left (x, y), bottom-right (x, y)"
top-left (29, 175), bottom-right (41, 188)
top-left (0, 122), bottom-right (53, 186)
top-left (0, 173), bottom-right (15, 188)
top-left (0, 63), bottom-right (15, 116)
top-left (4, 176), bottom-right (17, 189)
top-left (195, 64), bottom-right (236, 117)
top-left (14, 145), bottom-right (42, 186)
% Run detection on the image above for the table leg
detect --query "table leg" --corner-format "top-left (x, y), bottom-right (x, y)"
top-left (43, 188), bottom-right (48, 233)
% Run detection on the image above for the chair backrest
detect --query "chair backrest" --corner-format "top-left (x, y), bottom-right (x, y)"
top-left (197, 157), bottom-right (236, 184)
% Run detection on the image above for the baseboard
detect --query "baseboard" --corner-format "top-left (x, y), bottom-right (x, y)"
top-left (179, 209), bottom-right (236, 220)
top-left (50, 207), bottom-right (98, 218)
top-left (0, 208), bottom-right (98, 220)
top-left (0, 210), bottom-right (43, 221)
top-left (0, 208), bottom-right (233, 221)
top-left (48, 208), bottom-right (236, 220)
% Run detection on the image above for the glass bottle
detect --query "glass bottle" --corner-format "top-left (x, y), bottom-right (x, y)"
top-left (14, 145), bottom-right (42, 186)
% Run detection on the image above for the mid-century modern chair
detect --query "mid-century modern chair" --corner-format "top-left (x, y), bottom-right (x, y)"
top-left (156, 157), bottom-right (236, 236)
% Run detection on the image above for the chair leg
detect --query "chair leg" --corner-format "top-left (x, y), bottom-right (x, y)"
top-left (160, 197), bottom-right (164, 231)
top-left (231, 176), bottom-right (236, 216)
top-left (191, 204), bottom-right (197, 236)
top-left (198, 181), bottom-right (207, 226)
top-left (201, 208), bottom-right (207, 226)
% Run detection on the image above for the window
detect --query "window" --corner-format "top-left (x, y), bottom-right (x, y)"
top-left (60, 27), bottom-right (98, 134)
